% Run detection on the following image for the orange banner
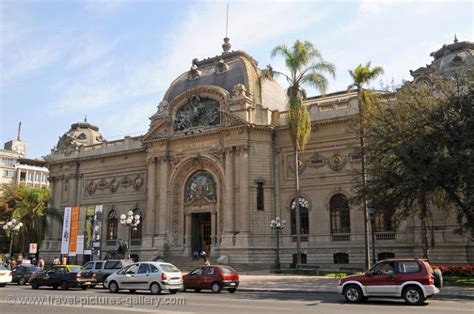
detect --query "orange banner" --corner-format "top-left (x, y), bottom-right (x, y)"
top-left (68, 206), bottom-right (80, 256)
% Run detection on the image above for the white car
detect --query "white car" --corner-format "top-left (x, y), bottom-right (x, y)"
top-left (104, 262), bottom-right (183, 294)
top-left (0, 265), bottom-right (13, 287)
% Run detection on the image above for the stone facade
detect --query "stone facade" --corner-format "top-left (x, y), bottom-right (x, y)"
top-left (42, 38), bottom-right (474, 268)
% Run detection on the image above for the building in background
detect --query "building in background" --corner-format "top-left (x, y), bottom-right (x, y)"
top-left (42, 38), bottom-right (473, 268)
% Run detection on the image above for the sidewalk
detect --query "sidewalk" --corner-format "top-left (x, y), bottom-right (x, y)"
top-left (237, 271), bottom-right (474, 299)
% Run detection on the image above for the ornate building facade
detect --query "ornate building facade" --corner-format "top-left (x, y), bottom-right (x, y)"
top-left (42, 38), bottom-right (474, 267)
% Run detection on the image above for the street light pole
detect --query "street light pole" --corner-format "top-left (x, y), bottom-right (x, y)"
top-left (270, 217), bottom-right (286, 270)
top-left (120, 210), bottom-right (141, 260)
top-left (3, 218), bottom-right (23, 267)
top-left (368, 204), bottom-right (376, 266)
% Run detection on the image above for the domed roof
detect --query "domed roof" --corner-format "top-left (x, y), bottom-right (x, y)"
top-left (161, 40), bottom-right (287, 112)
top-left (55, 120), bottom-right (104, 153)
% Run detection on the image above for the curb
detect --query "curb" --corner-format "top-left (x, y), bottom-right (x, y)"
top-left (238, 287), bottom-right (474, 300)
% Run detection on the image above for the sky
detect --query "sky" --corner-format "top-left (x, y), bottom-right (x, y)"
top-left (0, 0), bottom-right (472, 158)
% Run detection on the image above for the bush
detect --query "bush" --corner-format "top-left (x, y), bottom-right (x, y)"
top-left (432, 265), bottom-right (474, 277)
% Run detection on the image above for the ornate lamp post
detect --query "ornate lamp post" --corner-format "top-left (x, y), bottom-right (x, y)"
top-left (368, 204), bottom-right (377, 266)
top-left (3, 218), bottom-right (23, 266)
top-left (270, 217), bottom-right (286, 270)
top-left (120, 211), bottom-right (140, 259)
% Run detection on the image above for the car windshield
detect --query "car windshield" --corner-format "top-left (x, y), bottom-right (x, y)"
top-left (68, 266), bottom-right (82, 273)
top-left (160, 264), bottom-right (180, 273)
top-left (220, 266), bottom-right (237, 274)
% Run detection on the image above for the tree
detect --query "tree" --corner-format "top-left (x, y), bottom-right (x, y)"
top-left (356, 69), bottom-right (474, 259)
top-left (0, 184), bottom-right (61, 255)
top-left (348, 62), bottom-right (384, 269)
top-left (263, 40), bottom-right (335, 268)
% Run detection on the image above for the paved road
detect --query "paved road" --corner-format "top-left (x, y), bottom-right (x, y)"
top-left (0, 284), bottom-right (472, 314)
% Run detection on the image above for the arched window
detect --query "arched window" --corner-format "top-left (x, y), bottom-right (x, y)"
top-left (131, 208), bottom-right (142, 240)
top-left (291, 197), bottom-right (309, 235)
top-left (330, 194), bottom-right (351, 233)
top-left (107, 210), bottom-right (118, 240)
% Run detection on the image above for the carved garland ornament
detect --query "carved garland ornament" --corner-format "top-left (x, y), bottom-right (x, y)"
top-left (173, 95), bottom-right (220, 131)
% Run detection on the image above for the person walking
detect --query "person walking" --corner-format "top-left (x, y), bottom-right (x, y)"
top-left (52, 257), bottom-right (60, 265)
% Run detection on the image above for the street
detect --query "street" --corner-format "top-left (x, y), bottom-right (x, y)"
top-left (0, 284), bottom-right (472, 314)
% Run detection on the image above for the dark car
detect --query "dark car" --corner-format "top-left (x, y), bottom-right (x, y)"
top-left (183, 265), bottom-right (239, 293)
top-left (337, 258), bottom-right (442, 305)
top-left (83, 259), bottom-right (133, 283)
top-left (12, 264), bottom-right (42, 285)
top-left (30, 265), bottom-right (97, 290)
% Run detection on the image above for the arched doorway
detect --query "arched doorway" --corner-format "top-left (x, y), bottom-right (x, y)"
top-left (185, 171), bottom-right (216, 255)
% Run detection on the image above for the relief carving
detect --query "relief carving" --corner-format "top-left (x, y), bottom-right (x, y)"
top-left (132, 174), bottom-right (144, 190)
top-left (86, 180), bottom-right (97, 195)
top-left (328, 153), bottom-right (347, 171)
top-left (174, 95), bottom-right (220, 131)
top-left (109, 178), bottom-right (119, 193)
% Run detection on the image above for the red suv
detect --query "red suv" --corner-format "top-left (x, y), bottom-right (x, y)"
top-left (337, 258), bottom-right (442, 305)
top-left (183, 265), bottom-right (239, 293)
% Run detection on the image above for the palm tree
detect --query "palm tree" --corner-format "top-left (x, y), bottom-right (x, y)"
top-left (263, 40), bottom-right (335, 268)
top-left (0, 184), bottom-right (61, 256)
top-left (348, 62), bottom-right (384, 269)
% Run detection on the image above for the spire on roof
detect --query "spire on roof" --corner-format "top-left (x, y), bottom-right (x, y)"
top-left (222, 3), bottom-right (231, 54)
top-left (454, 34), bottom-right (458, 43)
top-left (84, 115), bottom-right (88, 123)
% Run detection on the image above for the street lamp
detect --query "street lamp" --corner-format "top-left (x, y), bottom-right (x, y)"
top-left (270, 217), bottom-right (286, 270)
top-left (368, 204), bottom-right (376, 266)
top-left (120, 210), bottom-right (140, 259)
top-left (3, 218), bottom-right (23, 267)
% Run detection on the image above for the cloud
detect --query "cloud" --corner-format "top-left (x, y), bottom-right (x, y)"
top-left (67, 37), bottom-right (118, 69)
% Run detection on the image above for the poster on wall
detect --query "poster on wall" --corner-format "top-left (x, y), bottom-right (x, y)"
top-left (60, 207), bottom-right (72, 254)
top-left (84, 205), bottom-right (95, 255)
top-left (68, 206), bottom-right (80, 256)
top-left (77, 206), bottom-right (87, 255)
top-left (92, 204), bottom-right (103, 254)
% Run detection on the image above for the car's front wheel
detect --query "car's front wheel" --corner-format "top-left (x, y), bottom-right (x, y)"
top-left (109, 281), bottom-right (119, 293)
top-left (31, 280), bottom-right (40, 289)
top-left (403, 286), bottom-right (424, 305)
top-left (18, 277), bottom-right (26, 285)
top-left (344, 285), bottom-right (363, 303)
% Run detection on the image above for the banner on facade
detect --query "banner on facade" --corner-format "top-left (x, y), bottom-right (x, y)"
top-left (77, 206), bottom-right (87, 255)
top-left (68, 206), bottom-right (80, 256)
top-left (29, 243), bottom-right (38, 254)
top-left (84, 205), bottom-right (95, 255)
top-left (60, 207), bottom-right (72, 254)
top-left (92, 204), bottom-right (103, 251)
top-left (76, 235), bottom-right (84, 255)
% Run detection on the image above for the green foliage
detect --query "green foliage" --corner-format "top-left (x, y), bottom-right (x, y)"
top-left (0, 184), bottom-right (61, 254)
top-left (355, 69), bottom-right (474, 239)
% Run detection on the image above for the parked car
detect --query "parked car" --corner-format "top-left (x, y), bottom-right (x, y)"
top-left (83, 259), bottom-right (132, 283)
top-left (337, 258), bottom-right (442, 305)
top-left (12, 264), bottom-right (42, 285)
top-left (104, 262), bottom-right (183, 295)
top-left (183, 265), bottom-right (239, 293)
top-left (30, 265), bottom-right (97, 290)
top-left (0, 265), bottom-right (12, 287)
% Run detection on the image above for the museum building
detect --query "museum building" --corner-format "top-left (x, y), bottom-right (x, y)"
top-left (41, 37), bottom-right (474, 268)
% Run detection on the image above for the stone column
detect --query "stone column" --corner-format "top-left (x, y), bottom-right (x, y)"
top-left (157, 156), bottom-right (169, 237)
top-left (224, 148), bottom-right (234, 233)
top-left (146, 157), bottom-right (157, 236)
top-left (239, 146), bottom-right (249, 233)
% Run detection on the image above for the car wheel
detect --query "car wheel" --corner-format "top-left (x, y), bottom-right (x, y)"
top-left (169, 289), bottom-right (178, 294)
top-left (18, 277), bottom-right (26, 285)
top-left (52, 285), bottom-right (58, 290)
top-left (60, 281), bottom-right (69, 290)
top-left (0, 283), bottom-right (6, 287)
top-left (403, 286), bottom-right (424, 305)
top-left (129, 289), bottom-right (136, 293)
top-left (109, 281), bottom-right (119, 293)
top-left (194, 288), bottom-right (201, 293)
top-left (344, 285), bottom-right (363, 303)
top-left (150, 283), bottom-right (162, 295)
top-left (228, 288), bottom-right (237, 293)
top-left (81, 286), bottom-right (88, 290)
top-left (433, 268), bottom-right (443, 288)
top-left (31, 280), bottom-right (40, 289)
top-left (211, 282), bottom-right (222, 294)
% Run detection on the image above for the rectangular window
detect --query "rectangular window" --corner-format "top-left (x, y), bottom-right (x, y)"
top-left (1, 158), bottom-right (15, 167)
top-left (256, 182), bottom-right (264, 211)
top-left (3, 170), bottom-right (15, 178)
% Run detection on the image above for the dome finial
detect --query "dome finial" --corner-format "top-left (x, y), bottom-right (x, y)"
top-left (454, 34), bottom-right (458, 43)
top-left (84, 115), bottom-right (88, 123)
top-left (222, 3), bottom-right (231, 54)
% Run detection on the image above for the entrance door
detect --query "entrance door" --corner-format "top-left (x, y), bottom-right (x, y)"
top-left (191, 213), bottom-right (211, 255)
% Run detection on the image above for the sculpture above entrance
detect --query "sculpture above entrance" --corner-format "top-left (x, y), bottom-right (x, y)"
top-left (174, 95), bottom-right (220, 131)
top-left (185, 170), bottom-right (217, 204)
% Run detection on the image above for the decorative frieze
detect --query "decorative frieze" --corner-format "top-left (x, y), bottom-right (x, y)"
top-left (85, 173), bottom-right (145, 195)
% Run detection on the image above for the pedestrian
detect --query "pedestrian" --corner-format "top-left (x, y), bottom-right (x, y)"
top-left (52, 256), bottom-right (60, 265)
top-left (203, 255), bottom-right (210, 266)
top-left (61, 256), bottom-right (67, 265)
top-left (10, 259), bottom-right (17, 269)
top-left (192, 251), bottom-right (199, 261)
top-left (38, 258), bottom-right (45, 270)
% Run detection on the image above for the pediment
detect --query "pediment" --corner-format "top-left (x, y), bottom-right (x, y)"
top-left (142, 120), bottom-right (171, 142)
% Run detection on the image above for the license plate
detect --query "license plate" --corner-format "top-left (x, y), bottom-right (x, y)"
top-left (230, 282), bottom-right (236, 286)
top-left (85, 282), bottom-right (91, 285)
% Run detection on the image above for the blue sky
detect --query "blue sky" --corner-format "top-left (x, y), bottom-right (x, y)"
top-left (1, 0), bottom-right (472, 158)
